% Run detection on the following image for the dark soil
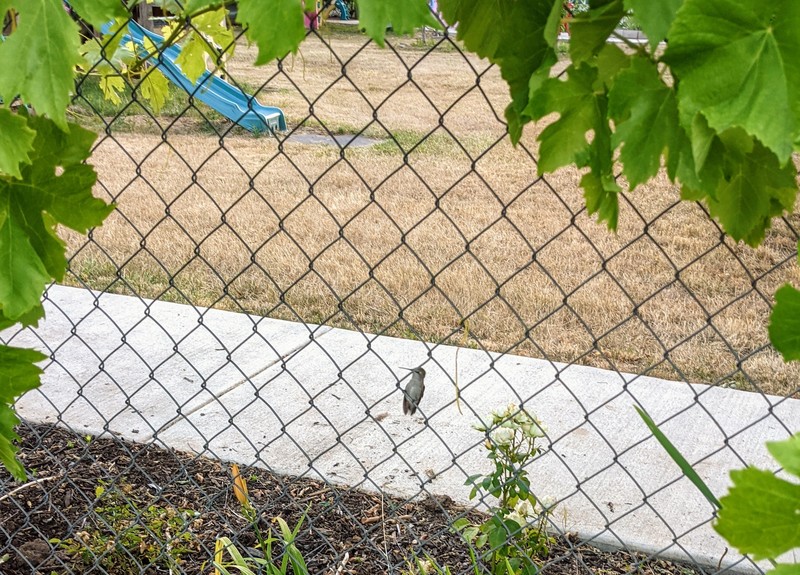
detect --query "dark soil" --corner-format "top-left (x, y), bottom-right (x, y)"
top-left (1, 423), bottom-right (700, 575)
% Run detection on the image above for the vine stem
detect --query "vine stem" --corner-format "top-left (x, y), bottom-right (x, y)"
top-left (0, 473), bottom-right (63, 502)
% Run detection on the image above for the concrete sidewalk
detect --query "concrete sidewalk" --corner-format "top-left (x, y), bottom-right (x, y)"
top-left (3, 285), bottom-right (798, 573)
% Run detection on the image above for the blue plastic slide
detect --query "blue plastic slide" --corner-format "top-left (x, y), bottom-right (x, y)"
top-left (334, 0), bottom-right (349, 20)
top-left (120, 19), bottom-right (286, 133)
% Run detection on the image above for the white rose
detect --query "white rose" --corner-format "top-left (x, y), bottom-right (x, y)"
top-left (490, 426), bottom-right (515, 446)
top-left (521, 419), bottom-right (546, 438)
top-left (515, 498), bottom-right (535, 518)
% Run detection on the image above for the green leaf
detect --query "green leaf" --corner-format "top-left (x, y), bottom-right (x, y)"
top-left (99, 76), bottom-right (126, 106)
top-left (527, 63), bottom-right (604, 174)
top-left (357, 0), bottom-right (440, 47)
top-left (0, 109), bottom-right (35, 179)
top-left (68, 0), bottom-right (128, 29)
top-left (176, 8), bottom-right (235, 83)
top-left (0, 203), bottom-right (51, 320)
top-left (664, 0), bottom-right (800, 163)
top-left (569, 0), bottom-right (624, 64)
top-left (769, 284), bottom-right (800, 362)
top-left (0, 0), bottom-right (82, 130)
top-left (488, 522), bottom-right (506, 549)
top-left (138, 68), bottom-right (170, 113)
top-left (678, 102), bottom-right (716, 176)
top-left (175, 35), bottom-right (209, 85)
top-left (593, 44), bottom-right (632, 91)
top-left (635, 406), bottom-right (721, 509)
top-left (0, 344), bottom-right (46, 481)
top-left (439, 0), bottom-right (557, 143)
top-left (581, 170), bottom-right (620, 230)
top-left (706, 130), bottom-right (796, 246)
top-left (452, 517), bottom-right (470, 531)
top-left (543, 0), bottom-right (563, 47)
top-left (0, 303), bottom-right (44, 331)
top-left (623, 0), bottom-right (682, 50)
top-left (767, 434), bottom-right (800, 477)
top-left (608, 55), bottom-right (683, 189)
top-left (462, 526), bottom-right (479, 542)
top-left (0, 115), bottom-right (111, 320)
top-left (771, 565), bottom-right (800, 575)
top-left (715, 467), bottom-right (800, 560)
top-left (237, 0), bottom-right (306, 65)
top-left (527, 61), bottom-right (620, 228)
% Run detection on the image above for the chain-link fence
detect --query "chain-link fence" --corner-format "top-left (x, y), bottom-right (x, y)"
top-left (2, 10), bottom-right (799, 575)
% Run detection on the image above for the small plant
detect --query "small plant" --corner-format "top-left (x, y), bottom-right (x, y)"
top-left (212, 463), bottom-right (310, 575)
top-left (402, 548), bottom-right (483, 575)
top-left (453, 404), bottom-right (555, 575)
top-left (53, 481), bottom-right (199, 573)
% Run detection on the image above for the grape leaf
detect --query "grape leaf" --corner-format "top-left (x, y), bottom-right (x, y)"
top-left (526, 62), bottom-right (620, 228)
top-left (439, 0), bottom-right (557, 143)
top-left (767, 434), bottom-right (800, 477)
top-left (175, 35), bottom-right (209, 84)
top-left (0, 304), bottom-right (44, 331)
top-left (0, 344), bottom-right (46, 481)
top-left (527, 64), bottom-right (604, 174)
top-left (715, 467), bottom-right (800, 560)
top-left (623, 0), bottom-right (681, 50)
top-left (769, 284), bottom-right (800, 362)
top-left (0, 203), bottom-right (51, 319)
top-left (678, 102), bottom-right (716, 177)
top-left (68, 0), bottom-right (128, 29)
top-left (174, 8), bottom-right (235, 83)
top-left (0, 0), bottom-right (82, 130)
top-left (0, 115), bottom-right (112, 319)
top-left (100, 76), bottom-right (126, 105)
top-left (237, 0), bottom-right (306, 65)
top-left (138, 68), bottom-right (170, 113)
top-left (706, 130), bottom-right (796, 246)
top-left (608, 56), bottom-right (683, 189)
top-left (664, 0), bottom-right (800, 163)
top-left (581, 170), bottom-right (620, 230)
top-left (0, 109), bottom-right (35, 179)
top-left (570, 0), bottom-right (625, 64)
top-left (357, 0), bottom-right (440, 47)
top-left (771, 564), bottom-right (800, 575)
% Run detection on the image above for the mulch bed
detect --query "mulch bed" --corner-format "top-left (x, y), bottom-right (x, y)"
top-left (1, 423), bottom-right (700, 575)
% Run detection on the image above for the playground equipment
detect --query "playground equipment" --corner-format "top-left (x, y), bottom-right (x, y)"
top-left (304, 0), bottom-right (350, 29)
top-left (333, 0), bottom-right (350, 20)
top-left (116, 19), bottom-right (286, 133)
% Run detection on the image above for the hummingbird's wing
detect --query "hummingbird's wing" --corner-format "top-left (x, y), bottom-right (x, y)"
top-left (403, 395), bottom-right (414, 415)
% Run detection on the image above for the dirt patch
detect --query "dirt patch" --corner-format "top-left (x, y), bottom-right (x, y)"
top-left (1, 423), bottom-right (702, 575)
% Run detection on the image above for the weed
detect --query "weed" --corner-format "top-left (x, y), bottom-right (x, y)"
top-left (52, 481), bottom-right (200, 574)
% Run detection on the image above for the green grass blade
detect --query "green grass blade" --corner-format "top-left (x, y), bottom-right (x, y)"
top-left (635, 406), bottom-right (721, 509)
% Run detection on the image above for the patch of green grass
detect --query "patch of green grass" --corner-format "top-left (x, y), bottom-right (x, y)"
top-left (370, 129), bottom-right (494, 157)
top-left (292, 117), bottom-right (370, 136)
top-left (71, 74), bottom-right (191, 118)
top-left (52, 481), bottom-right (200, 574)
top-left (69, 74), bottom-right (236, 135)
top-left (408, 36), bottom-right (460, 53)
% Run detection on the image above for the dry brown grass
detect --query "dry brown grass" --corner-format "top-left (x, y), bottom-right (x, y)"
top-left (65, 28), bottom-right (800, 396)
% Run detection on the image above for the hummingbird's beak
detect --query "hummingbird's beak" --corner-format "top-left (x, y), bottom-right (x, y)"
top-left (399, 366), bottom-right (413, 370)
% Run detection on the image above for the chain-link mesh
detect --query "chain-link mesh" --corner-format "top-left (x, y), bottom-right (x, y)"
top-left (1, 7), bottom-right (799, 575)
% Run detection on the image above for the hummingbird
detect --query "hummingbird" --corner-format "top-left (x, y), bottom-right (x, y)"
top-left (401, 366), bottom-right (426, 416)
